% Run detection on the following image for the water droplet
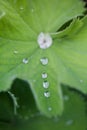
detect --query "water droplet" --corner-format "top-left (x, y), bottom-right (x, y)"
top-left (14, 50), bottom-right (18, 54)
top-left (63, 95), bottom-right (69, 101)
top-left (40, 58), bottom-right (48, 65)
top-left (22, 58), bottom-right (28, 64)
top-left (20, 6), bottom-right (24, 10)
top-left (37, 32), bottom-right (53, 49)
top-left (44, 91), bottom-right (50, 98)
top-left (33, 79), bottom-right (36, 83)
top-left (31, 8), bottom-right (34, 12)
top-left (43, 81), bottom-right (49, 89)
top-left (66, 120), bottom-right (73, 126)
top-left (0, 12), bottom-right (6, 18)
top-left (48, 107), bottom-right (52, 111)
top-left (42, 73), bottom-right (48, 79)
top-left (80, 79), bottom-right (83, 83)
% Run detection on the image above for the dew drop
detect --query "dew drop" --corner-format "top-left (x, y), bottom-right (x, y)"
top-left (31, 8), bottom-right (34, 12)
top-left (48, 107), bottom-right (52, 111)
top-left (66, 120), bottom-right (73, 126)
top-left (20, 6), bottom-right (24, 10)
top-left (43, 81), bottom-right (49, 89)
top-left (37, 32), bottom-right (53, 49)
top-left (22, 58), bottom-right (28, 64)
top-left (44, 91), bottom-right (50, 98)
top-left (80, 79), bottom-right (83, 83)
top-left (40, 58), bottom-right (48, 65)
top-left (42, 73), bottom-right (48, 79)
top-left (14, 50), bottom-right (18, 54)
top-left (63, 95), bottom-right (69, 101)
top-left (0, 12), bottom-right (6, 18)
top-left (33, 79), bottom-right (36, 83)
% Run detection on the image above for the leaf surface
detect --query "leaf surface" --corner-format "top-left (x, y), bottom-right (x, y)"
top-left (0, 0), bottom-right (86, 116)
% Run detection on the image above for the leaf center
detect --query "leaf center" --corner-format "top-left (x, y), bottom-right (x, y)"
top-left (37, 32), bottom-right (53, 49)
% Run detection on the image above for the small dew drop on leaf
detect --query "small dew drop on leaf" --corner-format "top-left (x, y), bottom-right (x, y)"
top-left (0, 11), bottom-right (6, 19)
top-left (44, 91), bottom-right (50, 98)
top-left (48, 107), bottom-right (52, 111)
top-left (80, 79), bottom-right (83, 83)
top-left (14, 50), bottom-right (18, 54)
top-left (20, 6), bottom-right (24, 10)
top-left (22, 58), bottom-right (29, 64)
top-left (31, 8), bottom-right (34, 13)
top-left (37, 32), bottom-right (53, 49)
top-left (42, 73), bottom-right (48, 79)
top-left (63, 95), bottom-right (69, 101)
top-left (40, 57), bottom-right (48, 65)
top-left (33, 79), bottom-right (36, 83)
top-left (43, 81), bottom-right (49, 89)
top-left (66, 120), bottom-right (73, 126)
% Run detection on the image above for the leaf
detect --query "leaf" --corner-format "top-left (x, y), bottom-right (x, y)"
top-left (51, 18), bottom-right (83, 39)
top-left (10, 78), bottom-right (38, 118)
top-left (0, 87), bottom-right (87, 130)
top-left (52, 16), bottom-right (87, 93)
top-left (0, 92), bottom-right (15, 122)
top-left (0, 0), bottom-right (86, 117)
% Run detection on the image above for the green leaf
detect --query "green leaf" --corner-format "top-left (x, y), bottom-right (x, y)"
top-left (0, 0), bottom-right (86, 117)
top-left (52, 16), bottom-right (87, 93)
top-left (0, 87), bottom-right (87, 130)
top-left (10, 78), bottom-right (38, 118)
top-left (51, 18), bottom-right (83, 39)
top-left (0, 92), bottom-right (15, 122)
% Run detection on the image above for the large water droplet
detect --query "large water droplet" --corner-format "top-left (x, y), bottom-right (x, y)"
top-left (43, 81), bottom-right (49, 89)
top-left (22, 58), bottom-right (28, 64)
top-left (66, 120), bottom-right (73, 126)
top-left (37, 32), bottom-right (53, 49)
top-left (42, 73), bottom-right (48, 79)
top-left (44, 91), bottom-right (50, 98)
top-left (40, 58), bottom-right (48, 65)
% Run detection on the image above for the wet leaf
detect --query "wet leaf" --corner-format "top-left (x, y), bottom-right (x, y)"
top-left (0, 0), bottom-right (86, 116)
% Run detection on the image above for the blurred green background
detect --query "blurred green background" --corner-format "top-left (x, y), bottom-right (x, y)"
top-left (0, 79), bottom-right (87, 130)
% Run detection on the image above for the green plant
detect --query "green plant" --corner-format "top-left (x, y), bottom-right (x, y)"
top-left (0, 0), bottom-right (87, 129)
